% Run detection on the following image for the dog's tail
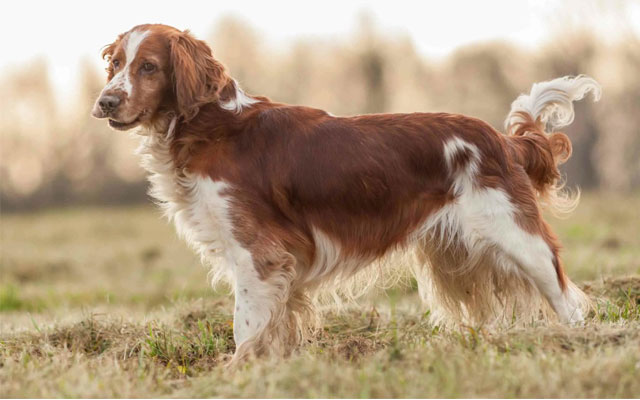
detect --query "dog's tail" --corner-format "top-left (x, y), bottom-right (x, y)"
top-left (504, 75), bottom-right (601, 216)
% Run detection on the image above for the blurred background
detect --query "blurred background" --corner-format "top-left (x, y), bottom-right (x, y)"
top-left (0, 0), bottom-right (639, 210)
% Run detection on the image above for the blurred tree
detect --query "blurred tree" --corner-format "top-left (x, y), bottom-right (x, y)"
top-left (207, 15), bottom-right (265, 93)
top-left (592, 39), bottom-right (640, 191)
top-left (0, 58), bottom-right (58, 208)
top-left (537, 33), bottom-right (599, 189)
top-left (355, 12), bottom-right (387, 114)
top-left (442, 42), bottom-right (526, 129)
top-left (278, 41), bottom-right (315, 105)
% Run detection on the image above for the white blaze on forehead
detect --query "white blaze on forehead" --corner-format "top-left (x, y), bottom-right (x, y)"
top-left (124, 30), bottom-right (149, 66)
top-left (103, 30), bottom-right (150, 96)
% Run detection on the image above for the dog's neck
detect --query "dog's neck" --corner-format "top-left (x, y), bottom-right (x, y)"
top-left (218, 79), bottom-right (260, 114)
top-left (136, 80), bottom-right (267, 179)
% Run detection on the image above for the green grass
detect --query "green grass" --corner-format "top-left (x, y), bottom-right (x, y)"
top-left (1, 193), bottom-right (639, 397)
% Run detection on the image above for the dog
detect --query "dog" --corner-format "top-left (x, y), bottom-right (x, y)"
top-left (92, 24), bottom-right (600, 363)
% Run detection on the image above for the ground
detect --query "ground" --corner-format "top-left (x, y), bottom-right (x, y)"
top-left (1, 193), bottom-right (639, 398)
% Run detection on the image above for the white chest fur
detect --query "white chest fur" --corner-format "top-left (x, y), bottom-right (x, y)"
top-left (136, 129), bottom-right (248, 285)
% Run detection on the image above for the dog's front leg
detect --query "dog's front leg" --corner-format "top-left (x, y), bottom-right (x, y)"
top-left (228, 246), bottom-right (300, 365)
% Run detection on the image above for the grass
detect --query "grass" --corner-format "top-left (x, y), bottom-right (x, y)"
top-left (1, 193), bottom-right (639, 397)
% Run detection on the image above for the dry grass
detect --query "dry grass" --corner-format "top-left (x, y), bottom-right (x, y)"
top-left (1, 193), bottom-right (639, 398)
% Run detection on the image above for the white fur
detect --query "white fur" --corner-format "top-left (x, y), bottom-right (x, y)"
top-left (104, 30), bottom-right (149, 96)
top-left (442, 137), bottom-right (480, 196)
top-left (505, 75), bottom-right (601, 134)
top-left (232, 259), bottom-right (277, 344)
top-left (219, 80), bottom-right (260, 114)
top-left (412, 137), bottom-right (480, 244)
top-left (443, 137), bottom-right (479, 170)
top-left (305, 229), bottom-right (344, 284)
top-left (303, 228), bottom-right (375, 293)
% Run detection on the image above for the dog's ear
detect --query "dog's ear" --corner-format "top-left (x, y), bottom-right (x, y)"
top-left (101, 33), bottom-right (124, 81)
top-left (170, 30), bottom-right (230, 121)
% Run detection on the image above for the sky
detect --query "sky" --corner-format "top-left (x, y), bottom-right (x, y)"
top-left (2, 0), bottom-right (638, 99)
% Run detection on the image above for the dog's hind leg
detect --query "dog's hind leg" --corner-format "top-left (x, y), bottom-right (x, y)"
top-left (414, 183), bottom-right (587, 326)
top-left (454, 185), bottom-right (588, 324)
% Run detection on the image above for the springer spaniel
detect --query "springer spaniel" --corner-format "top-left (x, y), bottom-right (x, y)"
top-left (92, 24), bottom-right (601, 363)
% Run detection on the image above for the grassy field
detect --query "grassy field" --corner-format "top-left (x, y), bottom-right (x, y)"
top-left (1, 193), bottom-right (639, 398)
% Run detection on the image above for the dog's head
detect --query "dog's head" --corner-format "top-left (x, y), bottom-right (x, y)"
top-left (92, 24), bottom-right (230, 130)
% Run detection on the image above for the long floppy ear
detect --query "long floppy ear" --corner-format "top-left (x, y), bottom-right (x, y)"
top-left (170, 30), bottom-right (230, 121)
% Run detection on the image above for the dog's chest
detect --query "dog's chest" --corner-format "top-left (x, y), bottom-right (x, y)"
top-left (137, 134), bottom-right (243, 266)
top-left (172, 176), bottom-right (238, 262)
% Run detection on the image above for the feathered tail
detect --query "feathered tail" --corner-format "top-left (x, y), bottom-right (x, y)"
top-left (504, 75), bottom-right (601, 216)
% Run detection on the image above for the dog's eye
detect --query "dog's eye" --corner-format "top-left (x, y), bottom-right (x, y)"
top-left (141, 62), bottom-right (156, 73)
top-left (112, 59), bottom-right (120, 69)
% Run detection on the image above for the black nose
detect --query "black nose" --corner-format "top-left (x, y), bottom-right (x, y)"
top-left (98, 95), bottom-right (121, 113)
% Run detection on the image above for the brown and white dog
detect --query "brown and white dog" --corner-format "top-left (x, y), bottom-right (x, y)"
top-left (92, 24), bottom-right (600, 363)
